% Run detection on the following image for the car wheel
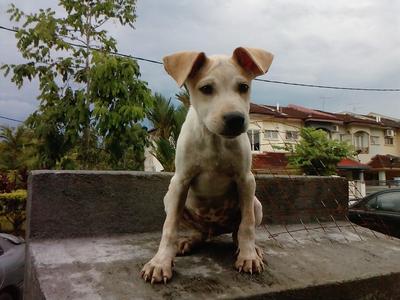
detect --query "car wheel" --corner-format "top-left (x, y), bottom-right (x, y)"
top-left (0, 292), bottom-right (14, 300)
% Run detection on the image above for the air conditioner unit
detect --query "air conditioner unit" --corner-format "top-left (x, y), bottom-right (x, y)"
top-left (385, 129), bottom-right (395, 137)
top-left (332, 125), bottom-right (340, 132)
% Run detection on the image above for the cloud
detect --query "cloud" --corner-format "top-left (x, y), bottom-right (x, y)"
top-left (0, 0), bottom-right (399, 125)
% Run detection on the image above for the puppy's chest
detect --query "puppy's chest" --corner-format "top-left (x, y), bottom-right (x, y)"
top-left (183, 197), bottom-right (240, 236)
top-left (195, 137), bottom-right (241, 166)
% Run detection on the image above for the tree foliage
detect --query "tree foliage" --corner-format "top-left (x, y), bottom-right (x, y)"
top-left (0, 125), bottom-right (37, 171)
top-left (148, 93), bottom-right (188, 172)
top-left (0, 189), bottom-right (27, 234)
top-left (284, 127), bottom-right (355, 176)
top-left (1, 0), bottom-right (152, 170)
top-left (0, 125), bottom-right (37, 189)
top-left (175, 89), bottom-right (190, 108)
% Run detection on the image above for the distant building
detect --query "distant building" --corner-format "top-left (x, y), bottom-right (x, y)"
top-left (143, 128), bottom-right (164, 172)
top-left (143, 102), bottom-right (400, 182)
top-left (249, 103), bottom-right (400, 182)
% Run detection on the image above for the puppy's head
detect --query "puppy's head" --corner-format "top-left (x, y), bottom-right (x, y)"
top-left (163, 47), bottom-right (273, 138)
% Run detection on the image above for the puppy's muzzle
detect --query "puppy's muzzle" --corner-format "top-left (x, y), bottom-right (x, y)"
top-left (221, 112), bottom-right (245, 138)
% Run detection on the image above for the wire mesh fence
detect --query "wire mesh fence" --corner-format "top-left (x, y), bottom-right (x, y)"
top-left (249, 118), bottom-right (398, 245)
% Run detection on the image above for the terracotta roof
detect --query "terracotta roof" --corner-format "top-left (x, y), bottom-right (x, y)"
top-left (249, 103), bottom-right (286, 118)
top-left (252, 153), bottom-right (291, 172)
top-left (337, 158), bottom-right (370, 170)
top-left (333, 113), bottom-right (400, 128)
top-left (379, 117), bottom-right (400, 128)
top-left (250, 103), bottom-right (400, 128)
top-left (332, 113), bottom-right (380, 126)
top-left (287, 105), bottom-right (340, 121)
top-left (368, 155), bottom-right (400, 170)
top-left (251, 152), bottom-right (311, 175)
top-left (251, 103), bottom-right (340, 122)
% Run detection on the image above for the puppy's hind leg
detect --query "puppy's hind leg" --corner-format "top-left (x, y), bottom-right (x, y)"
top-left (254, 196), bottom-right (263, 226)
top-left (177, 230), bottom-right (205, 256)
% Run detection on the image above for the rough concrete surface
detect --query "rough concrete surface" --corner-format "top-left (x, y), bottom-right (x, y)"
top-left (25, 171), bottom-right (400, 299)
top-left (27, 171), bottom-right (348, 239)
top-left (27, 224), bottom-right (400, 300)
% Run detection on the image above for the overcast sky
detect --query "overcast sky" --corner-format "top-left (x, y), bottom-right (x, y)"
top-left (1, 0), bottom-right (400, 126)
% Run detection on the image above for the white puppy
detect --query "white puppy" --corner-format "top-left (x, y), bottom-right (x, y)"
top-left (141, 47), bottom-right (274, 284)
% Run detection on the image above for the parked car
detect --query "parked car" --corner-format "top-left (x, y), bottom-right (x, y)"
top-left (0, 233), bottom-right (24, 300)
top-left (348, 189), bottom-right (400, 238)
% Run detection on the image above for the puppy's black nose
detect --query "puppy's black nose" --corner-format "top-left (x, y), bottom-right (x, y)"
top-left (223, 112), bottom-right (245, 136)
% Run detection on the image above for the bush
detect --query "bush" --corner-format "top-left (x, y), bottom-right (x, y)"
top-left (0, 189), bottom-right (27, 235)
top-left (0, 172), bottom-right (16, 193)
top-left (280, 127), bottom-right (355, 176)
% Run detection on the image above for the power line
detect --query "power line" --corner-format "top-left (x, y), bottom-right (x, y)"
top-left (0, 115), bottom-right (24, 123)
top-left (1, 24), bottom-right (400, 91)
top-left (254, 78), bottom-right (400, 91)
top-left (0, 25), bottom-right (164, 65)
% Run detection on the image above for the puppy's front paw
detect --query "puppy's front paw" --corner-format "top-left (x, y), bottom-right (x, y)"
top-left (235, 245), bottom-right (264, 274)
top-left (141, 255), bottom-right (174, 284)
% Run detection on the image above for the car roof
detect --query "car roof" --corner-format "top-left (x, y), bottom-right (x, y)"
top-left (350, 189), bottom-right (400, 207)
top-left (369, 189), bottom-right (400, 197)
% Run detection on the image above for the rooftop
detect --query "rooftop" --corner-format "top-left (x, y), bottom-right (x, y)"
top-left (250, 103), bottom-right (400, 128)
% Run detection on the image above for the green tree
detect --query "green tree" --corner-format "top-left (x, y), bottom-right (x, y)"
top-left (0, 125), bottom-right (37, 188)
top-left (148, 94), bottom-right (188, 172)
top-left (148, 93), bottom-right (176, 140)
top-left (1, 0), bottom-right (152, 169)
top-left (175, 89), bottom-right (190, 108)
top-left (284, 127), bottom-right (355, 176)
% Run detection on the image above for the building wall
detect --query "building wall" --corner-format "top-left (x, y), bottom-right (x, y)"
top-left (337, 125), bottom-right (400, 164)
top-left (249, 114), bottom-right (400, 165)
top-left (248, 115), bottom-right (303, 153)
top-left (144, 147), bottom-right (164, 172)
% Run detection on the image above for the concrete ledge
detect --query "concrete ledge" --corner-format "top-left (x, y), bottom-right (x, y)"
top-left (27, 171), bottom-right (348, 239)
top-left (25, 171), bottom-right (400, 299)
top-left (26, 226), bottom-right (400, 300)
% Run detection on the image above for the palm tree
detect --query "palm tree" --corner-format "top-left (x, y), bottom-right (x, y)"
top-left (175, 89), bottom-right (190, 108)
top-left (0, 125), bottom-right (37, 188)
top-left (147, 93), bottom-right (188, 172)
top-left (0, 126), bottom-right (32, 170)
top-left (147, 93), bottom-right (176, 139)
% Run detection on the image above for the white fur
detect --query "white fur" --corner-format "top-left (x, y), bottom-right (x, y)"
top-left (141, 48), bottom-right (273, 284)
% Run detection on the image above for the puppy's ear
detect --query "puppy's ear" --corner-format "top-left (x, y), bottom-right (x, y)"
top-left (163, 51), bottom-right (206, 87)
top-left (232, 47), bottom-right (274, 78)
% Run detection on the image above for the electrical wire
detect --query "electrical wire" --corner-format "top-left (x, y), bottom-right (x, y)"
top-left (1, 25), bottom-right (400, 92)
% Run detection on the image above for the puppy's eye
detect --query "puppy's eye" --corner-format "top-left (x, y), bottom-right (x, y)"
top-left (199, 84), bottom-right (213, 95)
top-left (238, 83), bottom-right (249, 93)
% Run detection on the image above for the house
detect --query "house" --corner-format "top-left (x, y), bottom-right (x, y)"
top-left (143, 128), bottom-right (164, 172)
top-left (249, 103), bottom-right (400, 183)
top-left (144, 102), bottom-right (400, 182)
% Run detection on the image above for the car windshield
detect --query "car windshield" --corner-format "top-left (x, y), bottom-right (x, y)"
top-left (377, 191), bottom-right (400, 213)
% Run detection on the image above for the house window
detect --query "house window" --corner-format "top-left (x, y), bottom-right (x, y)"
top-left (264, 130), bottom-right (279, 140)
top-left (385, 137), bottom-right (394, 145)
top-left (354, 131), bottom-right (369, 154)
top-left (247, 129), bottom-right (260, 151)
top-left (370, 136), bottom-right (380, 145)
top-left (286, 131), bottom-right (299, 141)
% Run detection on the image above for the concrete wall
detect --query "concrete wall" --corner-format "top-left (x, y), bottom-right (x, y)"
top-left (248, 116), bottom-right (303, 153)
top-left (27, 171), bottom-right (348, 240)
top-left (25, 171), bottom-right (400, 300)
